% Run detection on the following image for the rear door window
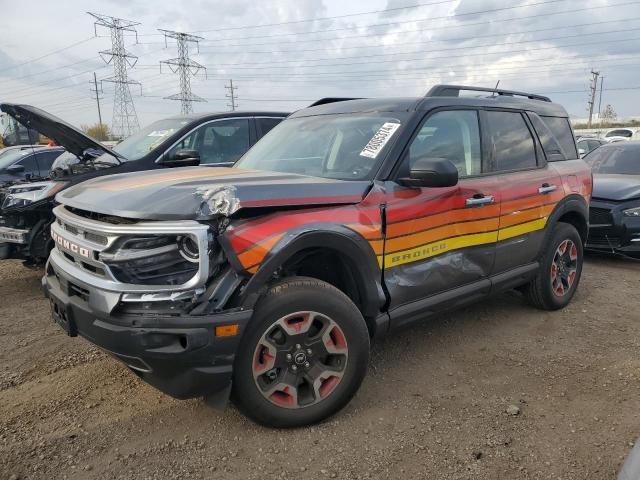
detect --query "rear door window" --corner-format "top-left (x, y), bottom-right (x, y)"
top-left (487, 111), bottom-right (537, 171)
top-left (540, 116), bottom-right (578, 159)
top-left (528, 113), bottom-right (565, 161)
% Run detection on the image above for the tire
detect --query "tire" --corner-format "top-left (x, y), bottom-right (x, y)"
top-left (232, 276), bottom-right (370, 428)
top-left (524, 222), bottom-right (584, 310)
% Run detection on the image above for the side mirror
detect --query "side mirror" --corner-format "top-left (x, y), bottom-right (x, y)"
top-left (398, 157), bottom-right (459, 188)
top-left (6, 164), bottom-right (25, 174)
top-left (161, 149), bottom-right (201, 167)
top-left (578, 148), bottom-right (586, 157)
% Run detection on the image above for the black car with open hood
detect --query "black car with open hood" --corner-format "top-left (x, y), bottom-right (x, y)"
top-left (0, 103), bottom-right (287, 265)
top-left (584, 141), bottom-right (640, 257)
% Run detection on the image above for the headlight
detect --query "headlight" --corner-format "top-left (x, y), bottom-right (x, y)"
top-left (623, 206), bottom-right (640, 217)
top-left (2, 181), bottom-right (67, 209)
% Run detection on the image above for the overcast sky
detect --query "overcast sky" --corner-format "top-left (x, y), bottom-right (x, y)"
top-left (0, 0), bottom-right (638, 130)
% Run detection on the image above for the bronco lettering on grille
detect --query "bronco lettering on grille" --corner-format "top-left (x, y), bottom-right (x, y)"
top-left (52, 230), bottom-right (91, 259)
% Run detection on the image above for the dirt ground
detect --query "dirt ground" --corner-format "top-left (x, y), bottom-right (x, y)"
top-left (0, 256), bottom-right (639, 480)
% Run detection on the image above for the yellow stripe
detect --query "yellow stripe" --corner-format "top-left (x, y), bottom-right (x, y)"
top-left (379, 217), bottom-right (548, 268)
top-left (497, 217), bottom-right (548, 241)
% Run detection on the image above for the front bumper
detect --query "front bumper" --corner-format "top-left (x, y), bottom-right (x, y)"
top-left (43, 260), bottom-right (253, 399)
top-left (587, 200), bottom-right (640, 256)
top-left (0, 225), bottom-right (29, 244)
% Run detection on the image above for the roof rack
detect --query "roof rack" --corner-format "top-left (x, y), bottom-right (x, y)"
top-left (426, 84), bottom-right (551, 102)
top-left (308, 97), bottom-right (364, 107)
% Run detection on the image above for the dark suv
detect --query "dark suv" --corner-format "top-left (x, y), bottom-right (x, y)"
top-left (43, 85), bottom-right (592, 427)
top-left (0, 104), bottom-right (287, 265)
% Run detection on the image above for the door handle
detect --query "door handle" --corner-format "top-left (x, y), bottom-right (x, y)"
top-left (465, 195), bottom-right (495, 207)
top-left (538, 183), bottom-right (558, 194)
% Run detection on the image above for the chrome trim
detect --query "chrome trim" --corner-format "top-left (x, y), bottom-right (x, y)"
top-left (155, 116), bottom-right (258, 164)
top-left (0, 226), bottom-right (29, 244)
top-left (465, 195), bottom-right (494, 207)
top-left (538, 184), bottom-right (558, 194)
top-left (51, 205), bottom-right (210, 294)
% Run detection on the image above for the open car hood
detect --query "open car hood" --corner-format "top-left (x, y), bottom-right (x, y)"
top-left (56, 166), bottom-right (373, 220)
top-left (0, 103), bottom-right (108, 158)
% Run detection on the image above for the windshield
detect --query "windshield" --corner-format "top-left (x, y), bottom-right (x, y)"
top-left (235, 113), bottom-right (407, 180)
top-left (111, 118), bottom-right (192, 161)
top-left (0, 149), bottom-right (32, 170)
top-left (585, 145), bottom-right (640, 175)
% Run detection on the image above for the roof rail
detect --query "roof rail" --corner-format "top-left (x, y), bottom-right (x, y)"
top-left (308, 97), bottom-right (364, 107)
top-left (426, 84), bottom-right (551, 102)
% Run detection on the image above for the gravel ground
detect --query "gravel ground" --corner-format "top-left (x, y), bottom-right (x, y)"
top-left (0, 256), bottom-right (639, 480)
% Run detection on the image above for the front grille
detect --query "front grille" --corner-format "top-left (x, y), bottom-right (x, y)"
top-left (587, 231), bottom-right (621, 248)
top-left (51, 205), bottom-right (210, 293)
top-left (589, 207), bottom-right (613, 226)
top-left (104, 236), bottom-right (199, 285)
top-left (66, 206), bottom-right (138, 225)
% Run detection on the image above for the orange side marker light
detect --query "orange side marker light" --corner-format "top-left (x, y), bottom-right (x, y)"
top-left (215, 324), bottom-right (240, 337)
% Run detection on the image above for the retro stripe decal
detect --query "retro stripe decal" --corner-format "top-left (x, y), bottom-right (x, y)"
top-left (380, 217), bottom-right (549, 268)
top-left (224, 181), bottom-right (565, 273)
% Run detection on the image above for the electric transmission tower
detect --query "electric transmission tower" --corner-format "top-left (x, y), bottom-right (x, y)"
top-left (159, 30), bottom-right (206, 115)
top-left (225, 79), bottom-right (238, 111)
top-left (88, 12), bottom-right (141, 139)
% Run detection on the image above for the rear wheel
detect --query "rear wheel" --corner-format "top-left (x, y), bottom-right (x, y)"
top-left (232, 277), bottom-right (369, 428)
top-left (524, 222), bottom-right (583, 310)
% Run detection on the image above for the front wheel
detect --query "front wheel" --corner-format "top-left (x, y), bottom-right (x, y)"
top-left (524, 222), bottom-right (584, 310)
top-left (232, 277), bottom-right (370, 428)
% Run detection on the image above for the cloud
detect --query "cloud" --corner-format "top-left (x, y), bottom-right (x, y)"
top-left (0, 0), bottom-right (637, 128)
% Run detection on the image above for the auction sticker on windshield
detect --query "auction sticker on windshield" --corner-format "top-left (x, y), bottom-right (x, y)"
top-left (360, 122), bottom-right (401, 159)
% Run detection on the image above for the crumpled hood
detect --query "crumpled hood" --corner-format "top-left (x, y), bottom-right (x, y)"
top-left (0, 103), bottom-right (108, 158)
top-left (592, 174), bottom-right (640, 201)
top-left (56, 166), bottom-right (372, 220)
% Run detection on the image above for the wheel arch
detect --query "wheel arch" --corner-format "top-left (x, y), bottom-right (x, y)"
top-left (547, 194), bottom-right (589, 245)
top-left (235, 226), bottom-right (387, 329)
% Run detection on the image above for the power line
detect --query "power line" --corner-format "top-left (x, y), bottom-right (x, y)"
top-left (159, 30), bottom-right (207, 114)
top-left (198, 0), bottom-right (632, 44)
top-left (192, 0), bottom-right (460, 33)
top-left (201, 19), bottom-right (640, 68)
top-left (89, 12), bottom-right (141, 139)
top-left (0, 37), bottom-right (96, 74)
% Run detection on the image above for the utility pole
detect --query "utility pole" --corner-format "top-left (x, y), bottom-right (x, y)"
top-left (159, 30), bottom-right (206, 115)
top-left (225, 79), bottom-right (238, 111)
top-left (597, 75), bottom-right (604, 124)
top-left (88, 12), bottom-right (141, 139)
top-left (90, 72), bottom-right (103, 127)
top-left (587, 70), bottom-right (600, 128)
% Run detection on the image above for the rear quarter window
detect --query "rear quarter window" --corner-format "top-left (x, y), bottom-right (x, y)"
top-left (540, 115), bottom-right (578, 160)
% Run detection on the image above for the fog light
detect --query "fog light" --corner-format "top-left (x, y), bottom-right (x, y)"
top-left (178, 235), bottom-right (199, 262)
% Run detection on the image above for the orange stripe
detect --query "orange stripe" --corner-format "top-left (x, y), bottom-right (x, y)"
top-left (385, 217), bottom-right (500, 253)
top-left (238, 233), bottom-right (284, 268)
top-left (387, 204), bottom-right (501, 238)
top-left (500, 203), bottom-right (555, 228)
top-left (501, 192), bottom-right (562, 214)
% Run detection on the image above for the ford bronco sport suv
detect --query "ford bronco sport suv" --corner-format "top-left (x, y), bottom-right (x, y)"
top-left (0, 104), bottom-right (286, 266)
top-left (43, 85), bottom-right (592, 427)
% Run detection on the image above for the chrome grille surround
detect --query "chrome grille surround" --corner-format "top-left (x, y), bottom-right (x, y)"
top-left (49, 205), bottom-right (210, 294)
